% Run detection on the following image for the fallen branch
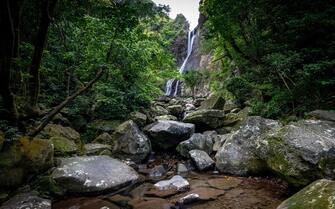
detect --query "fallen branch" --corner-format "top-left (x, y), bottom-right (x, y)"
top-left (29, 69), bottom-right (103, 137)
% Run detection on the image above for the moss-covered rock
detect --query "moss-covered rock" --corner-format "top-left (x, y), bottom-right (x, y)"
top-left (183, 109), bottom-right (225, 131)
top-left (84, 143), bottom-right (112, 156)
top-left (154, 115), bottom-right (177, 121)
top-left (277, 179), bottom-right (335, 209)
top-left (200, 94), bottom-right (225, 110)
top-left (93, 132), bottom-right (114, 145)
top-left (50, 136), bottom-right (78, 156)
top-left (38, 124), bottom-right (80, 144)
top-left (0, 137), bottom-right (54, 189)
top-left (87, 120), bottom-right (122, 134)
top-left (263, 120), bottom-right (335, 187)
top-left (167, 105), bottom-right (184, 117)
top-left (130, 111), bottom-right (147, 127)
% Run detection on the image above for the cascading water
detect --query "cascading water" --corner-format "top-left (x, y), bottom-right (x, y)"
top-left (165, 28), bottom-right (197, 97)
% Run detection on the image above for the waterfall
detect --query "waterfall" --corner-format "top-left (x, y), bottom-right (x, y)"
top-left (165, 28), bottom-right (197, 97)
top-left (179, 29), bottom-right (197, 73)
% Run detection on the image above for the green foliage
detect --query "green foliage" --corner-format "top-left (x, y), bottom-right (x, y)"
top-left (201, 0), bottom-right (335, 118)
top-left (35, 0), bottom-right (182, 119)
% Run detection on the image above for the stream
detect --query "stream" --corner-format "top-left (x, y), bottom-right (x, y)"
top-left (52, 154), bottom-right (291, 209)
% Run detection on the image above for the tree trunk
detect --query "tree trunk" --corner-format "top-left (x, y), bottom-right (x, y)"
top-left (28, 0), bottom-right (58, 111)
top-left (0, 0), bottom-right (21, 122)
top-left (29, 69), bottom-right (103, 137)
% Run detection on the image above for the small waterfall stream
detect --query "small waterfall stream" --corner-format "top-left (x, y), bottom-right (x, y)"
top-left (165, 28), bottom-right (197, 97)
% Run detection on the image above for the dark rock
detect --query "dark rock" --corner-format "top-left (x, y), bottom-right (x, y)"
top-left (110, 120), bottom-right (151, 162)
top-left (149, 165), bottom-right (167, 179)
top-left (144, 120), bottom-right (194, 149)
top-left (177, 133), bottom-right (214, 158)
top-left (0, 192), bottom-right (51, 209)
top-left (189, 150), bottom-right (215, 170)
top-left (51, 156), bottom-right (139, 193)
top-left (167, 105), bottom-right (184, 117)
top-left (0, 137), bottom-right (54, 189)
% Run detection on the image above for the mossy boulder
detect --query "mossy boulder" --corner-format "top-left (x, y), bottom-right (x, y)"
top-left (277, 179), bottom-right (335, 209)
top-left (306, 110), bottom-right (335, 122)
top-left (84, 143), bottom-right (112, 156)
top-left (154, 115), bottom-right (177, 121)
top-left (93, 132), bottom-right (114, 145)
top-left (215, 116), bottom-right (282, 176)
top-left (0, 137), bottom-right (54, 189)
top-left (263, 120), bottom-right (335, 187)
top-left (200, 94), bottom-right (225, 110)
top-left (183, 109), bottom-right (225, 131)
top-left (38, 124), bottom-right (80, 144)
top-left (130, 111), bottom-right (147, 127)
top-left (167, 105), bottom-right (183, 117)
top-left (50, 136), bottom-right (78, 156)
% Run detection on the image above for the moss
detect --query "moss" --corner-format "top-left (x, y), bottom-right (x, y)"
top-left (278, 179), bottom-right (335, 209)
top-left (50, 136), bottom-right (78, 156)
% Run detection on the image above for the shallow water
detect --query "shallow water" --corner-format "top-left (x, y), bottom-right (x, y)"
top-left (52, 172), bottom-right (290, 209)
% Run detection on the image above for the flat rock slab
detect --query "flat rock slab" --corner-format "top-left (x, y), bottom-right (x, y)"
top-left (154, 175), bottom-right (190, 192)
top-left (0, 193), bottom-right (51, 209)
top-left (51, 156), bottom-right (139, 193)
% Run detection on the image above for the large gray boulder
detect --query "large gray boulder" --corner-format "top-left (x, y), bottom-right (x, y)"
top-left (263, 120), bottom-right (335, 186)
top-left (177, 133), bottom-right (214, 158)
top-left (144, 120), bottom-right (195, 149)
top-left (183, 109), bottom-right (225, 131)
top-left (189, 150), bottom-right (215, 171)
top-left (110, 120), bottom-right (151, 162)
top-left (51, 156), bottom-right (139, 193)
top-left (215, 116), bottom-right (281, 176)
top-left (277, 179), bottom-right (335, 209)
top-left (0, 192), bottom-right (51, 209)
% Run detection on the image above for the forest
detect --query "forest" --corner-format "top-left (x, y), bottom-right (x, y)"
top-left (0, 0), bottom-right (334, 209)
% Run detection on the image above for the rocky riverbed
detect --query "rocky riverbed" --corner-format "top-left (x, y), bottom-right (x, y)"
top-left (1, 95), bottom-right (335, 209)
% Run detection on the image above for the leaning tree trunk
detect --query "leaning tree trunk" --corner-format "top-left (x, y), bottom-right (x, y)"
top-left (0, 0), bottom-right (21, 122)
top-left (28, 0), bottom-right (58, 112)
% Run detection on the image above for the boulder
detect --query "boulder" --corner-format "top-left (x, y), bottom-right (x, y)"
top-left (212, 133), bottom-right (232, 152)
top-left (151, 105), bottom-right (169, 116)
top-left (93, 132), bottom-right (113, 145)
top-left (51, 156), bottom-right (139, 193)
top-left (110, 120), bottom-right (151, 162)
top-left (263, 119), bottom-right (335, 186)
top-left (84, 143), bottom-right (112, 156)
top-left (215, 116), bottom-right (281, 176)
top-left (167, 105), bottom-right (183, 117)
top-left (306, 110), bottom-right (335, 122)
top-left (130, 111), bottom-right (147, 127)
top-left (144, 120), bottom-right (195, 149)
top-left (149, 165), bottom-right (167, 179)
top-left (50, 136), bottom-right (78, 156)
top-left (183, 109), bottom-right (225, 131)
top-left (0, 137), bottom-right (54, 189)
top-left (177, 133), bottom-right (214, 158)
top-left (154, 175), bottom-right (190, 192)
top-left (189, 150), bottom-right (215, 171)
top-left (224, 100), bottom-right (241, 113)
top-left (154, 115), bottom-right (177, 121)
top-left (200, 94), bottom-right (225, 110)
top-left (194, 98), bottom-right (206, 107)
top-left (177, 163), bottom-right (189, 174)
top-left (38, 124), bottom-right (80, 144)
top-left (0, 192), bottom-right (51, 209)
top-left (277, 179), bottom-right (335, 209)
